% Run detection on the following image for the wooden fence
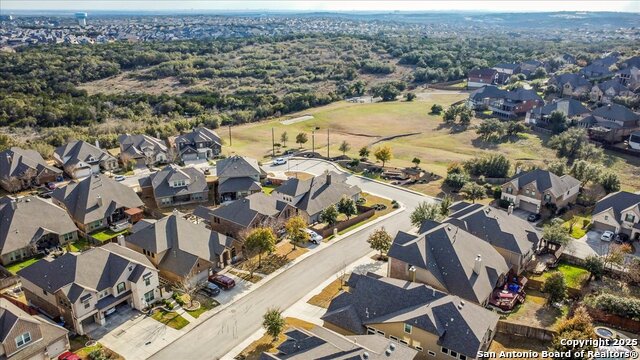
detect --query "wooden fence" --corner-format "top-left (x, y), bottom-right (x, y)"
top-left (585, 306), bottom-right (640, 334)
top-left (496, 320), bottom-right (556, 341)
top-left (0, 266), bottom-right (19, 290)
top-left (317, 205), bottom-right (375, 238)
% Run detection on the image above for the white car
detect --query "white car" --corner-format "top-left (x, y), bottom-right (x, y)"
top-left (304, 229), bottom-right (324, 244)
top-left (600, 231), bottom-right (615, 242)
top-left (273, 157), bottom-right (287, 165)
top-left (114, 175), bottom-right (126, 181)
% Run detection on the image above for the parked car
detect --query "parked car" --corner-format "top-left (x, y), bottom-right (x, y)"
top-left (601, 230), bottom-right (615, 242)
top-left (284, 149), bottom-right (295, 155)
top-left (202, 282), bottom-right (221, 297)
top-left (209, 274), bottom-right (236, 290)
top-left (46, 182), bottom-right (56, 190)
top-left (304, 229), bottom-right (323, 244)
top-left (273, 157), bottom-right (287, 165)
top-left (615, 233), bottom-right (630, 244)
top-left (37, 189), bottom-right (52, 199)
top-left (114, 175), bottom-right (126, 181)
top-left (58, 352), bottom-right (81, 360)
top-left (527, 213), bottom-right (541, 222)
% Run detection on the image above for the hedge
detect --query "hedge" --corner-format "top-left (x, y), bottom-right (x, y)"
top-left (586, 293), bottom-right (640, 321)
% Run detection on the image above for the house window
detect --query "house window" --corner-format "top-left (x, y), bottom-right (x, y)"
top-left (428, 350), bottom-right (436, 357)
top-left (389, 336), bottom-right (398, 342)
top-left (450, 350), bottom-right (458, 358)
top-left (460, 355), bottom-right (467, 360)
top-left (544, 194), bottom-right (551, 202)
top-left (399, 339), bottom-right (409, 346)
top-left (625, 214), bottom-right (636, 223)
top-left (161, 198), bottom-right (171, 205)
top-left (43, 289), bottom-right (48, 296)
top-left (404, 323), bottom-right (412, 334)
top-left (531, 190), bottom-right (536, 196)
top-left (416, 346), bottom-right (424, 352)
top-left (84, 302), bottom-right (90, 309)
top-left (604, 215), bottom-right (609, 221)
top-left (116, 282), bottom-right (126, 294)
top-left (366, 327), bottom-right (376, 335)
top-left (376, 330), bottom-right (385, 336)
top-left (144, 290), bottom-right (155, 303)
top-left (442, 347), bottom-right (449, 354)
top-left (144, 276), bottom-right (152, 286)
top-left (15, 332), bottom-right (31, 347)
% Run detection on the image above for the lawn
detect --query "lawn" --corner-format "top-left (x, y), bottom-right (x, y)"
top-left (308, 274), bottom-right (350, 308)
top-left (70, 336), bottom-right (123, 360)
top-left (529, 263), bottom-right (589, 289)
top-left (237, 317), bottom-right (315, 360)
top-left (236, 241), bottom-right (309, 275)
top-left (360, 192), bottom-right (394, 221)
top-left (262, 184), bottom-right (277, 195)
top-left (185, 298), bottom-right (219, 319)
top-left (228, 269), bottom-right (264, 283)
top-left (6, 256), bottom-right (43, 274)
top-left (151, 309), bottom-right (190, 330)
top-left (489, 333), bottom-right (552, 359)
top-left (68, 238), bottom-right (91, 252)
top-left (561, 213), bottom-right (592, 239)
top-left (90, 228), bottom-right (129, 242)
top-left (505, 289), bottom-right (568, 329)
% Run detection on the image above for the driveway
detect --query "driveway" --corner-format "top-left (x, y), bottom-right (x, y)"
top-left (566, 230), bottom-right (640, 261)
top-left (150, 158), bottom-right (436, 360)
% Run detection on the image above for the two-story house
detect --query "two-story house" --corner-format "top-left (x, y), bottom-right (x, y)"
top-left (445, 202), bottom-right (541, 274)
top-left (590, 79), bottom-right (632, 104)
top-left (548, 73), bottom-right (591, 98)
top-left (272, 171), bottom-right (361, 224)
top-left (216, 156), bottom-right (264, 203)
top-left (0, 147), bottom-right (62, 193)
top-left (492, 63), bottom-right (521, 84)
top-left (615, 66), bottom-right (640, 90)
top-left (52, 174), bottom-right (144, 233)
top-left (579, 55), bottom-right (617, 80)
top-left (585, 103), bottom-right (640, 143)
top-left (0, 298), bottom-right (70, 360)
top-left (322, 273), bottom-right (500, 360)
top-left (53, 141), bottom-right (118, 179)
top-left (467, 68), bottom-right (498, 89)
top-left (467, 86), bottom-right (543, 119)
top-left (0, 196), bottom-right (79, 266)
top-left (118, 134), bottom-right (169, 167)
top-left (126, 211), bottom-right (238, 284)
top-left (387, 222), bottom-right (510, 305)
top-left (592, 191), bottom-right (640, 240)
top-left (174, 127), bottom-right (222, 162)
top-left (501, 169), bottom-right (580, 214)
top-left (18, 243), bottom-right (159, 335)
top-left (519, 59), bottom-right (544, 78)
top-left (142, 164), bottom-right (209, 208)
top-left (525, 98), bottom-right (590, 127)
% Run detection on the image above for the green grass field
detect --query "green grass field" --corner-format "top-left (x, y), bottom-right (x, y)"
top-left (530, 263), bottom-right (589, 289)
top-left (151, 309), bottom-right (190, 330)
top-left (6, 256), bottom-right (43, 274)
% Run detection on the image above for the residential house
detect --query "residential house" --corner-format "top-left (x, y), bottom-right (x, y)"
top-left (126, 211), bottom-right (238, 285)
top-left (174, 127), bottom-right (222, 162)
top-left (554, 53), bottom-right (576, 66)
top-left (492, 63), bottom-right (521, 84)
top-left (272, 171), bottom-right (361, 223)
top-left (209, 192), bottom-right (297, 239)
top-left (142, 164), bottom-right (209, 208)
top-left (387, 222), bottom-right (509, 305)
top-left (548, 73), bottom-right (591, 98)
top-left (0, 147), bottom-right (62, 193)
top-left (590, 79), bottom-right (632, 104)
top-left (53, 141), bottom-right (118, 179)
top-left (467, 68), bottom-right (498, 89)
top-left (18, 243), bottom-right (159, 335)
top-left (445, 202), bottom-right (541, 274)
top-left (467, 85), bottom-right (505, 110)
top-left (500, 169), bottom-right (581, 214)
top-left (615, 66), bottom-right (640, 90)
top-left (519, 59), bottom-right (543, 78)
top-left (592, 191), bottom-right (640, 240)
top-left (585, 103), bottom-right (640, 143)
top-left (579, 60), bottom-right (614, 80)
top-left (118, 134), bottom-right (169, 167)
top-left (52, 174), bottom-right (144, 233)
top-left (261, 326), bottom-right (418, 360)
top-left (467, 85), bottom-right (543, 118)
top-left (0, 196), bottom-right (78, 266)
top-left (0, 298), bottom-right (70, 360)
top-left (322, 273), bottom-right (500, 360)
top-left (216, 156), bottom-right (263, 203)
top-left (525, 98), bottom-right (590, 126)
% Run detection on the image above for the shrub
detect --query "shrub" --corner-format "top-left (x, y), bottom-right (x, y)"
top-left (498, 199), bottom-right (511, 209)
top-left (586, 293), bottom-right (640, 321)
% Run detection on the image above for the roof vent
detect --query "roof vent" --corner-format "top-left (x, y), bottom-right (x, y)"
top-left (473, 255), bottom-right (482, 275)
top-left (389, 343), bottom-right (396, 351)
top-left (363, 352), bottom-right (369, 359)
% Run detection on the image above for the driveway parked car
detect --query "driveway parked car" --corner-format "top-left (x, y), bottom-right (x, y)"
top-left (615, 233), bottom-right (630, 244)
top-left (601, 230), bottom-right (615, 242)
top-left (202, 282), bottom-right (221, 297)
top-left (304, 229), bottom-right (323, 244)
top-left (273, 157), bottom-right (287, 165)
top-left (114, 175), bottom-right (126, 181)
top-left (46, 182), bottom-right (56, 190)
top-left (209, 274), bottom-right (236, 290)
top-left (527, 213), bottom-right (541, 222)
top-left (58, 351), bottom-right (81, 360)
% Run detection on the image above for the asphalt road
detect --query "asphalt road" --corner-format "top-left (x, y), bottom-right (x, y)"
top-left (150, 159), bottom-right (435, 360)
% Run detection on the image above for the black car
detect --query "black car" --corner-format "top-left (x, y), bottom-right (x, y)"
top-left (615, 233), bottom-right (630, 244)
top-left (527, 213), bottom-right (541, 222)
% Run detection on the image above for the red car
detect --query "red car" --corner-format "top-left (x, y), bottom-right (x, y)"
top-left (208, 274), bottom-right (236, 290)
top-left (58, 352), bottom-right (81, 360)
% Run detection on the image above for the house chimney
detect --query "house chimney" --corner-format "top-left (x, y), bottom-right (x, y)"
top-left (116, 234), bottom-right (125, 246)
top-left (10, 199), bottom-right (17, 211)
top-left (326, 172), bottom-right (331, 185)
top-left (473, 255), bottom-right (482, 275)
top-left (95, 139), bottom-right (100, 149)
top-left (96, 195), bottom-right (103, 207)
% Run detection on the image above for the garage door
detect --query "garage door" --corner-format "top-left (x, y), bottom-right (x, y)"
top-left (593, 221), bottom-right (616, 233)
top-left (46, 338), bottom-right (68, 358)
top-left (519, 200), bottom-right (539, 214)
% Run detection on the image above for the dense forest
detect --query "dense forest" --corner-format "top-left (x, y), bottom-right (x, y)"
top-left (0, 32), bottom-right (635, 154)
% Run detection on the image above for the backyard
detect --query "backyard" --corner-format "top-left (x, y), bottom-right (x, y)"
top-left (489, 333), bottom-right (552, 360)
top-left (90, 228), bottom-right (129, 242)
top-left (6, 255), bottom-right (42, 274)
top-left (504, 289), bottom-right (569, 329)
top-left (529, 263), bottom-right (590, 290)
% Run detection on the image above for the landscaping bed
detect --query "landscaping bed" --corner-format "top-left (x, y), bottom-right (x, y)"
top-left (186, 297), bottom-right (219, 319)
top-left (69, 336), bottom-right (123, 360)
top-left (307, 274), bottom-right (350, 308)
top-left (236, 241), bottom-right (308, 276)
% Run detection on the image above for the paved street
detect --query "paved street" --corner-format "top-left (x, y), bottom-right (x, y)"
top-left (150, 158), bottom-right (434, 360)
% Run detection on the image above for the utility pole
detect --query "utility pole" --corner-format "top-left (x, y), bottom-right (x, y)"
top-left (312, 129), bottom-right (315, 155)
top-left (326, 128), bottom-right (330, 159)
top-left (228, 125), bottom-right (232, 146)
top-left (271, 127), bottom-right (275, 158)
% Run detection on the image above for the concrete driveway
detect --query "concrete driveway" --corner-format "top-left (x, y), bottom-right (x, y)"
top-left (566, 230), bottom-right (640, 261)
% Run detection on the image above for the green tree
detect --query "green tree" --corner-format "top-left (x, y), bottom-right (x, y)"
top-left (405, 92), bottom-right (416, 101)
top-left (458, 107), bottom-right (473, 126)
top-left (244, 227), bottom-right (276, 269)
top-left (439, 195), bottom-right (453, 217)
top-left (373, 145), bottom-right (392, 167)
top-left (476, 119), bottom-right (505, 142)
top-left (0, 134), bottom-right (15, 151)
top-left (548, 128), bottom-right (589, 160)
top-left (319, 205), bottom-right (339, 226)
top-left (410, 201), bottom-right (441, 227)
top-left (460, 182), bottom-right (486, 203)
top-left (548, 111), bottom-right (568, 134)
top-left (584, 255), bottom-right (605, 281)
top-left (600, 172), bottom-right (621, 193)
top-left (295, 132), bottom-right (308, 148)
top-left (542, 219), bottom-right (571, 246)
top-left (577, 143), bottom-right (604, 163)
top-left (442, 106), bottom-right (457, 124)
top-left (542, 271), bottom-right (567, 304)
top-left (412, 157), bottom-right (421, 168)
top-left (570, 160), bottom-right (602, 187)
top-left (280, 131), bottom-right (289, 147)
top-left (430, 104), bottom-right (443, 115)
top-left (506, 121), bottom-right (526, 137)
top-left (367, 227), bottom-right (392, 258)
top-left (549, 306), bottom-right (596, 360)
top-left (262, 308), bottom-right (285, 342)
top-left (444, 172), bottom-right (469, 190)
top-left (339, 140), bottom-right (351, 156)
top-left (358, 146), bottom-right (370, 159)
top-left (285, 216), bottom-right (309, 250)
top-left (533, 67), bottom-right (547, 79)
top-left (547, 161), bottom-right (567, 176)
top-left (337, 196), bottom-right (358, 219)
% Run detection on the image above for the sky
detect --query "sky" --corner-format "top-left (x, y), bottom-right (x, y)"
top-left (2, 0), bottom-right (639, 13)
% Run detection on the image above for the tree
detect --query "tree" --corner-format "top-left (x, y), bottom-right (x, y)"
top-left (411, 157), bottom-right (421, 168)
top-left (444, 172), bottom-right (469, 190)
top-left (295, 132), bottom-right (308, 148)
top-left (542, 271), bottom-right (567, 304)
top-left (442, 106), bottom-right (457, 123)
top-left (367, 227), bottom-right (392, 258)
top-left (337, 196), bottom-right (358, 219)
top-left (533, 67), bottom-right (547, 79)
top-left (549, 128), bottom-right (589, 160)
top-left (245, 227), bottom-right (276, 269)
top-left (280, 131), bottom-right (289, 147)
top-left (548, 111), bottom-right (568, 134)
top-left (570, 160), bottom-right (602, 187)
top-left (476, 119), bottom-right (505, 142)
top-left (460, 182), bottom-right (486, 203)
top-left (410, 201), bottom-right (441, 227)
top-left (285, 216), bottom-right (309, 250)
top-left (439, 195), bottom-right (453, 217)
top-left (358, 146), bottom-right (370, 159)
top-left (584, 255), bottom-right (605, 281)
top-left (458, 107), bottom-right (473, 126)
top-left (549, 306), bottom-right (596, 360)
top-left (604, 243), bottom-right (633, 270)
top-left (339, 140), bottom-right (351, 156)
top-left (173, 277), bottom-right (199, 308)
top-left (547, 161), bottom-right (567, 176)
top-left (373, 146), bottom-right (392, 167)
top-left (542, 220), bottom-right (571, 246)
top-left (430, 104), bottom-right (443, 115)
top-left (405, 92), bottom-right (416, 101)
top-left (262, 308), bottom-right (285, 342)
top-left (319, 205), bottom-right (339, 226)
top-left (600, 172), bottom-right (621, 193)
top-left (577, 143), bottom-right (604, 163)
top-left (506, 121), bottom-right (526, 137)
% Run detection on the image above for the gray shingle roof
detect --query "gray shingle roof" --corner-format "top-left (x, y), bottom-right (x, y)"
top-left (0, 196), bottom-right (78, 256)
top-left (218, 177), bottom-right (261, 194)
top-left (593, 191), bottom-right (640, 223)
top-left (469, 85), bottom-right (541, 103)
top-left (530, 99), bottom-right (590, 118)
top-left (149, 165), bottom-right (207, 198)
top-left (175, 127), bottom-right (221, 147)
top-left (322, 274), bottom-right (499, 358)
top-left (388, 223), bottom-right (509, 303)
top-left (506, 169), bottom-right (580, 198)
top-left (54, 141), bottom-right (115, 168)
top-left (118, 134), bottom-right (167, 159)
top-left (0, 147), bottom-right (61, 180)
top-left (592, 104), bottom-right (640, 124)
top-left (51, 174), bottom-right (143, 224)
top-left (210, 192), bottom-right (289, 227)
top-left (596, 79), bottom-right (630, 94)
top-left (216, 156), bottom-right (262, 179)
